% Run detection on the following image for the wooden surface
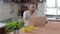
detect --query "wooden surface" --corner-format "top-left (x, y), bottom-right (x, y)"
top-left (0, 23), bottom-right (6, 28)
top-left (20, 21), bottom-right (60, 34)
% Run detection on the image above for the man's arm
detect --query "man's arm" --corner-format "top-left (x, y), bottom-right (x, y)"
top-left (23, 11), bottom-right (30, 26)
top-left (23, 12), bottom-right (29, 21)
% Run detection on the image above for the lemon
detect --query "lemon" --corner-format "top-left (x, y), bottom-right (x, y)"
top-left (29, 25), bottom-right (34, 30)
top-left (22, 27), bottom-right (30, 33)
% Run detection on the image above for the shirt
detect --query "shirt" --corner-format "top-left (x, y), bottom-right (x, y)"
top-left (23, 10), bottom-right (38, 26)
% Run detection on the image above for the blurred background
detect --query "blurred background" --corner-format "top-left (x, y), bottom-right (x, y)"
top-left (0, 0), bottom-right (45, 22)
top-left (0, 0), bottom-right (60, 34)
top-left (0, 0), bottom-right (60, 22)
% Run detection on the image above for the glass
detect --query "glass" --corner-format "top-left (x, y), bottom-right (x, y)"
top-left (57, 9), bottom-right (60, 15)
top-left (45, 8), bottom-right (57, 15)
top-left (46, 0), bottom-right (55, 7)
top-left (57, 0), bottom-right (60, 7)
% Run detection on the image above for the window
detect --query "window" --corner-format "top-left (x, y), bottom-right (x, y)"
top-left (45, 0), bottom-right (60, 15)
top-left (46, 0), bottom-right (55, 7)
top-left (45, 0), bottom-right (60, 20)
top-left (57, 0), bottom-right (60, 7)
top-left (45, 0), bottom-right (56, 15)
top-left (45, 8), bottom-right (57, 15)
top-left (57, 9), bottom-right (60, 15)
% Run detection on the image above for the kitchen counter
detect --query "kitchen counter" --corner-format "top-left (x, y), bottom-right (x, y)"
top-left (20, 21), bottom-right (60, 34)
top-left (0, 23), bottom-right (6, 28)
top-left (0, 23), bottom-right (6, 34)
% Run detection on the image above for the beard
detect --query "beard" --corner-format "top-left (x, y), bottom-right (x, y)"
top-left (31, 9), bottom-right (35, 11)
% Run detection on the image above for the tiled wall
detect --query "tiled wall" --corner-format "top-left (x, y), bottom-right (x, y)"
top-left (10, 3), bottom-right (20, 18)
top-left (0, 3), bottom-right (19, 21)
top-left (38, 3), bottom-right (45, 16)
top-left (0, 2), bottom-right (45, 21)
top-left (0, 3), bottom-right (11, 21)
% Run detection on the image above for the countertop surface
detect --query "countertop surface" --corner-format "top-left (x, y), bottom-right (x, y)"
top-left (0, 23), bottom-right (6, 28)
top-left (20, 21), bottom-right (60, 34)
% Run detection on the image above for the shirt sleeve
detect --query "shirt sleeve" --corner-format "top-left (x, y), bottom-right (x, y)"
top-left (23, 11), bottom-right (29, 22)
top-left (23, 11), bottom-right (30, 26)
top-left (23, 12), bottom-right (27, 19)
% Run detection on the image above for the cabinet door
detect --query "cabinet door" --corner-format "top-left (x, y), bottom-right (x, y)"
top-left (23, 0), bottom-right (30, 3)
top-left (0, 27), bottom-right (6, 34)
top-left (23, 0), bottom-right (36, 3)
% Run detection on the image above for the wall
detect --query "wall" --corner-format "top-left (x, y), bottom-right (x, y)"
top-left (0, 2), bottom-right (19, 21)
top-left (38, 3), bottom-right (45, 16)
top-left (10, 2), bottom-right (20, 18)
top-left (0, 3), bottom-right (11, 21)
top-left (38, 2), bottom-right (45, 16)
top-left (0, 2), bottom-right (45, 21)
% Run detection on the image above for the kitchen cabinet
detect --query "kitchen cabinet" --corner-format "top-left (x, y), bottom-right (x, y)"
top-left (0, 27), bottom-right (6, 34)
top-left (0, 23), bottom-right (6, 34)
top-left (22, 0), bottom-right (38, 3)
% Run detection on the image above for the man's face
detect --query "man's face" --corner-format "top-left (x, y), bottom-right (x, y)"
top-left (30, 4), bottom-right (36, 12)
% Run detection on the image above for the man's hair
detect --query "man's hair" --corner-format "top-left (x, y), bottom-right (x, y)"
top-left (30, 2), bottom-right (36, 5)
top-left (29, 2), bottom-right (37, 9)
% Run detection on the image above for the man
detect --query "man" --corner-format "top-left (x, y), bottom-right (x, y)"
top-left (23, 3), bottom-right (38, 26)
top-left (23, 3), bottom-right (48, 27)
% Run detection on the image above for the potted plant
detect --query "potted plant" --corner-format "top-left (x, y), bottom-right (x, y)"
top-left (6, 19), bottom-right (24, 34)
top-left (14, 19), bottom-right (24, 34)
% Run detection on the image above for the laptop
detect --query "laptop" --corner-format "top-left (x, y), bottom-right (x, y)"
top-left (29, 16), bottom-right (46, 26)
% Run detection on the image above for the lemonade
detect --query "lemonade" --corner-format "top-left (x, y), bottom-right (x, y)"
top-left (22, 27), bottom-right (30, 33)
top-left (29, 25), bottom-right (34, 30)
top-left (22, 24), bottom-right (34, 33)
